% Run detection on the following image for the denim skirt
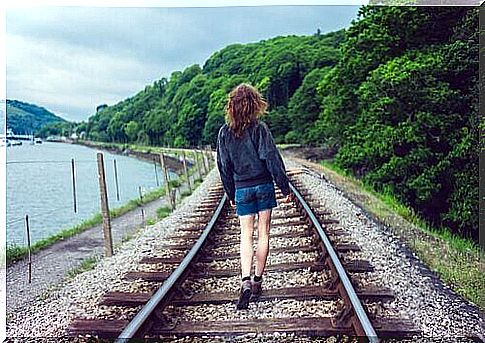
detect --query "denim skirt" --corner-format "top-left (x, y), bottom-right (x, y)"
top-left (235, 182), bottom-right (277, 216)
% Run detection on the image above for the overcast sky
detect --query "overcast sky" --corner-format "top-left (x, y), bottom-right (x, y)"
top-left (6, 6), bottom-right (360, 122)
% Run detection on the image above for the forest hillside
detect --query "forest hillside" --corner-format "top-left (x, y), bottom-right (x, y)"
top-left (79, 7), bottom-right (478, 241)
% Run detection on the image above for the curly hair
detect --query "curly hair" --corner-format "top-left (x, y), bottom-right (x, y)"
top-left (225, 83), bottom-right (267, 137)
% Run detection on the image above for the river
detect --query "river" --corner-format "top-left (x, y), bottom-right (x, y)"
top-left (6, 142), bottom-right (175, 246)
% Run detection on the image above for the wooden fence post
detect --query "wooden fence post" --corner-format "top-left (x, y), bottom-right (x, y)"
top-left (171, 188), bottom-right (177, 209)
top-left (204, 147), bottom-right (209, 170)
top-left (113, 159), bottom-right (120, 201)
top-left (71, 158), bottom-right (77, 213)
top-left (202, 149), bottom-right (208, 173)
top-left (153, 160), bottom-right (160, 187)
top-left (139, 186), bottom-right (145, 225)
top-left (201, 148), bottom-right (208, 175)
top-left (25, 215), bottom-right (32, 283)
top-left (182, 151), bottom-right (192, 192)
top-left (97, 152), bottom-right (113, 257)
top-left (205, 146), bottom-right (212, 170)
top-left (160, 153), bottom-right (174, 210)
top-left (195, 150), bottom-right (203, 179)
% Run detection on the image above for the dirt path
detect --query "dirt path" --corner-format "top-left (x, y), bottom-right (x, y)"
top-left (6, 172), bottom-right (200, 317)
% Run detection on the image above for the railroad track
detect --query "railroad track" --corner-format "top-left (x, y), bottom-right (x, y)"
top-left (68, 174), bottom-right (419, 341)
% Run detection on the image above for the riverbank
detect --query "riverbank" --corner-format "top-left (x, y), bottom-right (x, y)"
top-left (73, 140), bottom-right (189, 173)
top-left (73, 140), bottom-right (215, 175)
top-left (283, 151), bottom-right (484, 309)
top-left (6, 141), bottom-right (208, 265)
top-left (6, 186), bottom-right (166, 265)
top-left (6, 159), bottom-right (205, 317)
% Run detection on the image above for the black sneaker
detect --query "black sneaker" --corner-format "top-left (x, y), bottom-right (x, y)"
top-left (251, 277), bottom-right (262, 300)
top-left (236, 279), bottom-right (252, 310)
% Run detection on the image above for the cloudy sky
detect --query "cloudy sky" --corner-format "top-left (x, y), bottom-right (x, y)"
top-left (6, 6), bottom-right (360, 122)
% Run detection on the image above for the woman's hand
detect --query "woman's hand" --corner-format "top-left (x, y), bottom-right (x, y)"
top-left (229, 200), bottom-right (236, 208)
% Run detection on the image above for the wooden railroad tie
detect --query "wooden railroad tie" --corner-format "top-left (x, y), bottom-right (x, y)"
top-left (163, 228), bottom-right (347, 250)
top-left (167, 229), bottom-right (312, 242)
top-left (152, 317), bottom-right (419, 338)
top-left (141, 243), bottom-right (359, 264)
top-left (100, 285), bottom-right (395, 307)
top-left (69, 316), bottom-right (418, 339)
top-left (218, 218), bottom-right (339, 228)
top-left (123, 260), bottom-right (373, 281)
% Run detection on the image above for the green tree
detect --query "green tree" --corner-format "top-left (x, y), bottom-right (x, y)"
top-left (287, 67), bottom-right (330, 142)
top-left (78, 8), bottom-right (478, 240)
top-left (124, 121), bottom-right (140, 142)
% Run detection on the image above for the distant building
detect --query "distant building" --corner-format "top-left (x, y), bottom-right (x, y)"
top-left (96, 104), bottom-right (108, 113)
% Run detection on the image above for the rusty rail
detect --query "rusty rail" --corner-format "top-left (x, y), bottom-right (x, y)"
top-left (115, 193), bottom-right (227, 341)
top-left (289, 181), bottom-right (379, 342)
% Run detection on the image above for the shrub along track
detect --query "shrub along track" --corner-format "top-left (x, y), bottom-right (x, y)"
top-left (68, 174), bottom-right (418, 341)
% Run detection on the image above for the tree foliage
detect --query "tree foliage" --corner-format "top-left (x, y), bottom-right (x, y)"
top-left (79, 7), bottom-right (477, 240)
top-left (325, 7), bottom-right (478, 239)
top-left (83, 30), bottom-right (344, 148)
top-left (6, 99), bottom-right (67, 134)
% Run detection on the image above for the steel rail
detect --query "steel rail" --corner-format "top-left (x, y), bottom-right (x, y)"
top-left (116, 193), bottom-right (227, 342)
top-left (289, 182), bottom-right (379, 343)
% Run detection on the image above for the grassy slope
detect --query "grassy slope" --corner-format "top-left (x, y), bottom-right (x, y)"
top-left (290, 156), bottom-right (483, 309)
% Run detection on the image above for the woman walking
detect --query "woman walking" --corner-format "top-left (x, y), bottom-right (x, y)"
top-left (216, 83), bottom-right (293, 310)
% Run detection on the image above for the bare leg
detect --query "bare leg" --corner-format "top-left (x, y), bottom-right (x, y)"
top-left (239, 214), bottom-right (255, 278)
top-left (255, 209), bottom-right (272, 277)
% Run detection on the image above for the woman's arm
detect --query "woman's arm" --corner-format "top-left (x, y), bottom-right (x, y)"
top-left (256, 122), bottom-right (290, 196)
top-left (216, 127), bottom-right (236, 202)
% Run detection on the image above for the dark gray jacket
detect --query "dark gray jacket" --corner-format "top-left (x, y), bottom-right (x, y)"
top-left (216, 120), bottom-right (290, 202)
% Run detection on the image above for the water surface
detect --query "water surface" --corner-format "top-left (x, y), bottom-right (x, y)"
top-left (6, 142), bottom-right (174, 246)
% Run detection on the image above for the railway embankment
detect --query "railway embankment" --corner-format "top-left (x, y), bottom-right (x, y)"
top-left (5, 156), bottom-right (483, 340)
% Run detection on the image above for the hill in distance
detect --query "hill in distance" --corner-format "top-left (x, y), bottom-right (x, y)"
top-left (6, 99), bottom-right (67, 134)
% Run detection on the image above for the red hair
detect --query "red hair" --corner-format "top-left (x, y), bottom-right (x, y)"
top-left (225, 83), bottom-right (267, 137)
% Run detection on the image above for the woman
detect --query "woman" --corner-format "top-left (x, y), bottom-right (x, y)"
top-left (216, 83), bottom-right (293, 310)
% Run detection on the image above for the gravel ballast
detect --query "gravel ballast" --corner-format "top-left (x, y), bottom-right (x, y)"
top-left (6, 169), bottom-right (221, 338)
top-left (6, 156), bottom-right (484, 341)
top-left (284, 159), bottom-right (484, 339)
